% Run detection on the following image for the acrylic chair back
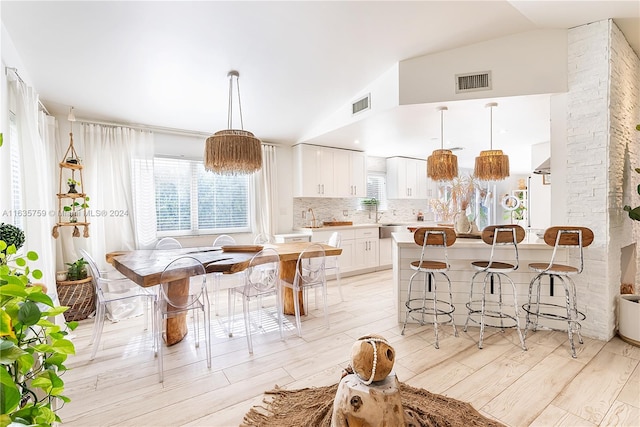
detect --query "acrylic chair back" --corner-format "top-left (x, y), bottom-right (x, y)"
top-left (211, 234), bottom-right (238, 315)
top-left (253, 233), bottom-right (275, 245)
top-left (155, 237), bottom-right (182, 250)
top-left (295, 244), bottom-right (327, 289)
top-left (159, 256), bottom-right (208, 313)
top-left (213, 234), bottom-right (236, 248)
top-left (325, 231), bottom-right (343, 300)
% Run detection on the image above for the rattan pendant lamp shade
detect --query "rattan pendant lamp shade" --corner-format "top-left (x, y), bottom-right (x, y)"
top-left (204, 70), bottom-right (262, 175)
top-left (427, 106), bottom-right (458, 181)
top-left (474, 102), bottom-right (509, 181)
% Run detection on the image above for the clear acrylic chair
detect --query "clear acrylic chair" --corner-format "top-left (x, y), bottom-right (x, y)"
top-left (253, 233), bottom-right (275, 244)
top-left (522, 226), bottom-right (594, 358)
top-left (211, 234), bottom-right (241, 315)
top-left (156, 256), bottom-right (211, 382)
top-left (155, 237), bottom-right (182, 249)
top-left (281, 243), bottom-right (328, 337)
top-left (401, 227), bottom-right (458, 349)
top-left (227, 248), bottom-right (284, 354)
top-left (463, 225), bottom-right (527, 351)
top-left (325, 231), bottom-right (343, 301)
top-left (79, 249), bottom-right (156, 361)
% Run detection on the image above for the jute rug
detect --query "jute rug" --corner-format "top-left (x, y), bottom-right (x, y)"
top-left (242, 381), bottom-right (505, 427)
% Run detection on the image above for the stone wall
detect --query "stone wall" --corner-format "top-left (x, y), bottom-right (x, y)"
top-left (567, 20), bottom-right (640, 340)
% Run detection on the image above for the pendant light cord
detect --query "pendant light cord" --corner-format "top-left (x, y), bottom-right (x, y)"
top-left (226, 71), bottom-right (244, 130)
top-left (486, 102), bottom-right (497, 150)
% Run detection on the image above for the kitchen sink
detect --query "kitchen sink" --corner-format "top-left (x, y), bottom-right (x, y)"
top-left (379, 224), bottom-right (407, 239)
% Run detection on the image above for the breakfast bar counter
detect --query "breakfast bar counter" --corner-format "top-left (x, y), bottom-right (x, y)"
top-left (392, 231), bottom-right (569, 328)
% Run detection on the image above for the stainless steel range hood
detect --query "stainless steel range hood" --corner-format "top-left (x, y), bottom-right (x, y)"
top-left (533, 157), bottom-right (550, 175)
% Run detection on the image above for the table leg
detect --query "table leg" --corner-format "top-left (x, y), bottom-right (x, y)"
top-left (280, 259), bottom-right (305, 316)
top-left (164, 278), bottom-right (188, 346)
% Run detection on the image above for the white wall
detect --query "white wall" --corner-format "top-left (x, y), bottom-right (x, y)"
top-left (399, 29), bottom-right (568, 105)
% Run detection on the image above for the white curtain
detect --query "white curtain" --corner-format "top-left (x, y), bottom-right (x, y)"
top-left (8, 80), bottom-right (58, 304)
top-left (253, 144), bottom-right (278, 236)
top-left (69, 124), bottom-right (155, 264)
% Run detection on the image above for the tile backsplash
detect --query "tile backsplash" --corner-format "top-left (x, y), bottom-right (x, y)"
top-left (292, 198), bottom-right (434, 228)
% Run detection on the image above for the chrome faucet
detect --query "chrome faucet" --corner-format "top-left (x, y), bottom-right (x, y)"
top-left (308, 208), bottom-right (318, 228)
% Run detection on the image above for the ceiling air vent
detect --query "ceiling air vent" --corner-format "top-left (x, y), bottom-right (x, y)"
top-left (455, 71), bottom-right (492, 93)
top-left (352, 94), bottom-right (371, 115)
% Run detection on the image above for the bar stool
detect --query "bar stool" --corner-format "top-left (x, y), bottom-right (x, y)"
top-left (463, 225), bottom-right (527, 350)
top-left (522, 226), bottom-right (594, 358)
top-left (401, 227), bottom-right (458, 348)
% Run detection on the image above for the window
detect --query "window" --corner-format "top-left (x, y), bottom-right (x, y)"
top-left (154, 157), bottom-right (251, 235)
top-left (366, 172), bottom-right (388, 211)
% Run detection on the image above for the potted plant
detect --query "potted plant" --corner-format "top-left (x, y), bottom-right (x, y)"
top-left (66, 178), bottom-right (80, 194)
top-left (63, 197), bottom-right (90, 223)
top-left (0, 223), bottom-right (25, 265)
top-left (57, 257), bottom-right (95, 322)
top-left (618, 125), bottom-right (640, 346)
top-left (0, 237), bottom-right (77, 426)
top-left (65, 258), bottom-right (88, 282)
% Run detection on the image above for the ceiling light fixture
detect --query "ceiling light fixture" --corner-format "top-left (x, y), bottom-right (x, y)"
top-left (427, 106), bottom-right (458, 181)
top-left (204, 70), bottom-right (262, 175)
top-left (474, 102), bottom-right (509, 181)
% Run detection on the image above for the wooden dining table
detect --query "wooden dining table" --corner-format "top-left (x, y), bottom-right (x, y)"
top-left (108, 242), bottom-right (341, 345)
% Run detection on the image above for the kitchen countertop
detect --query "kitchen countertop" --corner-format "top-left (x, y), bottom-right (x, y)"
top-left (296, 222), bottom-right (432, 232)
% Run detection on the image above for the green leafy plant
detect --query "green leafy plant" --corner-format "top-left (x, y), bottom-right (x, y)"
top-left (361, 198), bottom-right (378, 206)
top-left (0, 224), bottom-right (25, 264)
top-left (66, 178), bottom-right (80, 187)
top-left (624, 125), bottom-right (640, 221)
top-left (65, 259), bottom-right (88, 281)
top-left (623, 167), bottom-right (640, 221)
top-left (0, 239), bottom-right (76, 426)
top-left (63, 197), bottom-right (90, 222)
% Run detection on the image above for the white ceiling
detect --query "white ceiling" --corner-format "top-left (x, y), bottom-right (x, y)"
top-left (3, 1), bottom-right (639, 174)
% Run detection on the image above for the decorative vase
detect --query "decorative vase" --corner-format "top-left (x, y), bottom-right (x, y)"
top-left (68, 184), bottom-right (77, 193)
top-left (454, 211), bottom-right (472, 234)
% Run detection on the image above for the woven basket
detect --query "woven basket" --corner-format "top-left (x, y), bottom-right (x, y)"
top-left (56, 276), bottom-right (95, 321)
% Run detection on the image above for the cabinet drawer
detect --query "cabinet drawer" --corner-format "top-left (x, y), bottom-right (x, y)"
top-left (355, 227), bottom-right (379, 239)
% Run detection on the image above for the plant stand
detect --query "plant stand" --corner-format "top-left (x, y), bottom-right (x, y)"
top-left (52, 131), bottom-right (90, 239)
top-left (56, 276), bottom-right (95, 321)
top-left (618, 294), bottom-right (640, 347)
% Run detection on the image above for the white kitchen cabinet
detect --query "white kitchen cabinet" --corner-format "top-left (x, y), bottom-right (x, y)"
top-left (352, 227), bottom-right (379, 271)
top-left (293, 144), bottom-right (366, 198)
top-left (293, 144), bottom-right (334, 197)
top-left (386, 157), bottom-right (429, 199)
top-left (333, 150), bottom-right (367, 198)
top-left (378, 238), bottom-right (392, 267)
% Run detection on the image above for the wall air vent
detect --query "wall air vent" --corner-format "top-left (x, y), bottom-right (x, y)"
top-left (455, 71), bottom-right (492, 93)
top-left (352, 94), bottom-right (371, 115)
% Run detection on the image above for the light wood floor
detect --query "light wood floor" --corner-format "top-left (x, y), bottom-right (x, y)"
top-left (59, 270), bottom-right (640, 426)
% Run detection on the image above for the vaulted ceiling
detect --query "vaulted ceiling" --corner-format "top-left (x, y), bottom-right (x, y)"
top-left (2, 1), bottom-right (639, 173)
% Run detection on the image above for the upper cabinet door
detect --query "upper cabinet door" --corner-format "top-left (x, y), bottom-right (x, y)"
top-left (334, 150), bottom-right (367, 198)
top-left (386, 157), bottom-right (428, 199)
top-left (294, 145), bottom-right (365, 198)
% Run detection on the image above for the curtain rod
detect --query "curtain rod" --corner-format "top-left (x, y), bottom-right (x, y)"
top-left (4, 67), bottom-right (51, 116)
top-left (75, 116), bottom-right (281, 147)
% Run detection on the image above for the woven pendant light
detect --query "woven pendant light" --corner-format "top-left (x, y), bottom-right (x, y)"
top-left (474, 102), bottom-right (509, 181)
top-left (427, 106), bottom-right (458, 181)
top-left (205, 70), bottom-right (262, 175)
